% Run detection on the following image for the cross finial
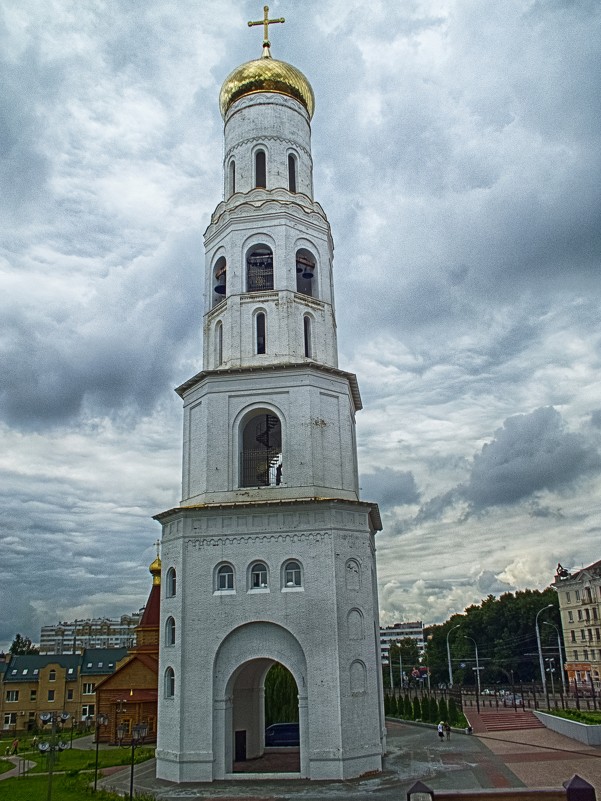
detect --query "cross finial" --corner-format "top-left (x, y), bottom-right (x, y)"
top-left (248, 5), bottom-right (285, 54)
top-left (154, 539), bottom-right (161, 558)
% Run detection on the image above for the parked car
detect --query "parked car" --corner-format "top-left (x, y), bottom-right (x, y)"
top-left (502, 693), bottom-right (523, 707)
top-left (265, 722), bottom-right (300, 747)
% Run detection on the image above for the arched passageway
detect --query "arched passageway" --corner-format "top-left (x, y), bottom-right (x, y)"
top-left (212, 621), bottom-right (308, 778)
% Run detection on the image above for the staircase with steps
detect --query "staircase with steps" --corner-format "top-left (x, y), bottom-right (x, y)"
top-left (468, 709), bottom-right (546, 733)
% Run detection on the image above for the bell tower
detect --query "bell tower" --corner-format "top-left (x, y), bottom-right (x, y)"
top-left (156, 8), bottom-right (385, 783)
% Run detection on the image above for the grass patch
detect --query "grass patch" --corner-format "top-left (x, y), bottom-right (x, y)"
top-left (0, 760), bottom-right (13, 775)
top-left (543, 709), bottom-right (601, 725)
top-left (28, 745), bottom-right (154, 773)
top-left (0, 772), bottom-right (156, 800)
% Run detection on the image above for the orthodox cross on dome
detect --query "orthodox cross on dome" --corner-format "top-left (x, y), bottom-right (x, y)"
top-left (154, 538), bottom-right (161, 558)
top-left (248, 5), bottom-right (285, 52)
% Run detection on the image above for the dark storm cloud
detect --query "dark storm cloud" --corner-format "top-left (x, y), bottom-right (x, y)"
top-left (360, 467), bottom-right (420, 509)
top-left (0, 232), bottom-right (199, 429)
top-left (464, 407), bottom-right (601, 509)
top-left (0, 55), bottom-right (53, 216)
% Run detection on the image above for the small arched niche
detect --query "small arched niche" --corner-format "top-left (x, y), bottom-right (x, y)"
top-left (255, 149), bottom-right (266, 188)
top-left (240, 410), bottom-right (282, 487)
top-left (288, 153), bottom-right (297, 193)
top-left (228, 159), bottom-right (236, 196)
top-left (247, 245), bottom-right (274, 292)
top-left (296, 249), bottom-right (315, 297)
top-left (213, 256), bottom-right (227, 306)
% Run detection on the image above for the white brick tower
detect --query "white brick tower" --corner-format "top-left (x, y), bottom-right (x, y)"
top-left (156, 9), bottom-right (385, 783)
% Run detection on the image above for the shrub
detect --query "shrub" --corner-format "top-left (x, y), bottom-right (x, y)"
top-left (412, 696), bottom-right (421, 721)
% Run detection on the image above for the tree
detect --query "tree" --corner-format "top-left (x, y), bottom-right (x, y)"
top-left (388, 637), bottom-right (421, 687)
top-left (412, 696), bottom-right (421, 721)
top-left (264, 663), bottom-right (298, 725)
top-left (423, 587), bottom-right (560, 686)
top-left (9, 633), bottom-right (38, 655)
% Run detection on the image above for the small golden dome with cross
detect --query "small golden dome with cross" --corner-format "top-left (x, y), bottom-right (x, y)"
top-left (219, 54), bottom-right (314, 120)
top-left (219, 6), bottom-right (314, 119)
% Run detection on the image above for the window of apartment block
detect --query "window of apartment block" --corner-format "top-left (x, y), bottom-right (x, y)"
top-left (67, 689), bottom-right (74, 700)
top-left (82, 704), bottom-right (95, 718)
top-left (83, 682), bottom-right (96, 695)
top-left (6, 690), bottom-right (19, 702)
top-left (30, 689), bottom-right (37, 701)
top-left (49, 669), bottom-right (56, 681)
top-left (566, 592), bottom-right (571, 602)
top-left (576, 590), bottom-right (580, 600)
top-left (568, 611), bottom-right (573, 622)
top-left (4, 713), bottom-right (16, 727)
top-left (48, 690), bottom-right (55, 702)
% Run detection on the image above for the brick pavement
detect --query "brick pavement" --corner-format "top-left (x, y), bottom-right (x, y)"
top-left (94, 718), bottom-right (600, 799)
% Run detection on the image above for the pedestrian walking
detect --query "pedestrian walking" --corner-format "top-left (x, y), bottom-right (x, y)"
top-left (11, 738), bottom-right (19, 755)
top-left (437, 721), bottom-right (444, 741)
top-left (444, 722), bottom-right (451, 741)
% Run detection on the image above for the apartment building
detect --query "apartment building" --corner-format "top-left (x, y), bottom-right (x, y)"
top-left (553, 559), bottom-right (601, 690)
top-left (39, 614), bottom-right (141, 654)
top-left (0, 649), bottom-right (128, 734)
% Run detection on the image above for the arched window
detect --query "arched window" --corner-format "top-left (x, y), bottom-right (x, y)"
top-left (216, 321), bottom-right (223, 365)
top-left (255, 149), bottom-right (266, 188)
top-left (165, 616), bottom-right (176, 646)
top-left (250, 561), bottom-right (268, 590)
top-left (229, 160), bottom-right (236, 196)
top-left (296, 249), bottom-right (315, 297)
top-left (216, 563), bottom-right (234, 591)
top-left (288, 154), bottom-right (297, 192)
top-left (213, 256), bottom-right (226, 305)
top-left (303, 315), bottom-right (312, 358)
top-left (256, 312), bottom-right (266, 354)
top-left (247, 246), bottom-right (273, 292)
top-left (164, 667), bottom-right (175, 698)
top-left (240, 411), bottom-right (282, 487)
top-left (166, 567), bottom-right (176, 598)
top-left (283, 560), bottom-right (302, 588)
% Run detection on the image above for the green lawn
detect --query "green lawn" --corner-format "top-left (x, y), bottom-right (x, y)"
top-left (28, 745), bottom-right (154, 773)
top-left (0, 760), bottom-right (13, 776)
top-left (545, 708), bottom-right (601, 725)
top-left (0, 773), bottom-right (155, 800)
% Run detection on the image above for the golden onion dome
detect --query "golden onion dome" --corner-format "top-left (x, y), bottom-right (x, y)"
top-left (220, 51), bottom-right (315, 120)
top-left (149, 556), bottom-right (162, 586)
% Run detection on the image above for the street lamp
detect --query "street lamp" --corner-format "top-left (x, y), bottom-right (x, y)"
top-left (93, 713), bottom-right (109, 792)
top-left (446, 624), bottom-right (461, 687)
top-left (464, 636), bottom-right (482, 694)
top-left (543, 620), bottom-right (567, 696)
top-left (38, 711), bottom-right (70, 801)
top-left (117, 721), bottom-right (148, 800)
top-left (535, 604), bottom-right (554, 698)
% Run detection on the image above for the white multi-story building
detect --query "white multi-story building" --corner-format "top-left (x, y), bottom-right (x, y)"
top-left (39, 614), bottom-right (141, 654)
top-left (155, 15), bottom-right (385, 784)
top-left (553, 560), bottom-right (601, 690)
top-left (380, 622), bottom-right (426, 665)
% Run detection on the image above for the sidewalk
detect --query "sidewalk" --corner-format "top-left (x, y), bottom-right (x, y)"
top-left (0, 756), bottom-right (36, 781)
top-left (97, 720), bottom-right (539, 800)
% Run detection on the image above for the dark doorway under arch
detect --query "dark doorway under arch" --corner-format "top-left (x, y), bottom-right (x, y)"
top-left (232, 659), bottom-right (299, 774)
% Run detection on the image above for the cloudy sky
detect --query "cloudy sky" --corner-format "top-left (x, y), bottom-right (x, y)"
top-left (1, 0), bottom-right (600, 650)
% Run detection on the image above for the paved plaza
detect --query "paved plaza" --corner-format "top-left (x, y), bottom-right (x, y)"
top-left (97, 718), bottom-right (601, 800)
